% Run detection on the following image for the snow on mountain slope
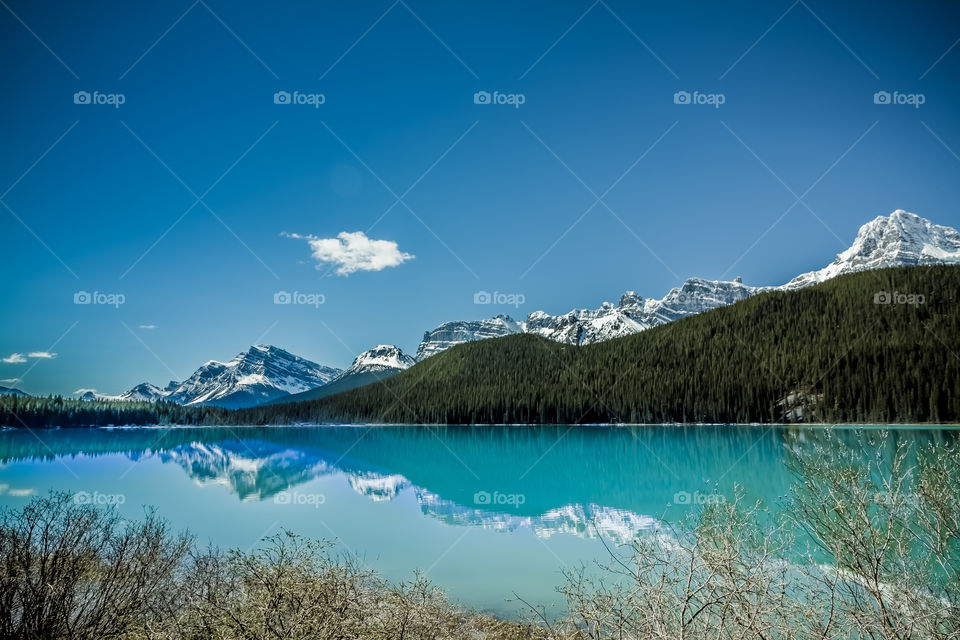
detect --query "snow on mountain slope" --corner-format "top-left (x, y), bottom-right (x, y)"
top-left (119, 381), bottom-right (178, 402)
top-left (527, 279), bottom-right (766, 346)
top-left (268, 345), bottom-right (416, 406)
top-left (339, 345), bottom-right (415, 377)
top-left (415, 210), bottom-right (959, 356)
top-left (415, 315), bottom-right (524, 360)
top-left (637, 277), bottom-right (768, 328)
top-left (782, 209), bottom-right (960, 289)
top-left (121, 345), bottom-right (341, 409)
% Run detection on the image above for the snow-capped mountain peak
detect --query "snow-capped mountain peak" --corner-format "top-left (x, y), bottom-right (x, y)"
top-left (119, 382), bottom-right (172, 403)
top-left (341, 345), bottom-right (415, 377)
top-left (783, 209), bottom-right (960, 288)
top-left (121, 345), bottom-right (342, 409)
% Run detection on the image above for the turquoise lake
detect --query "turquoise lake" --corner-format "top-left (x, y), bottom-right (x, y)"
top-left (0, 425), bottom-right (955, 618)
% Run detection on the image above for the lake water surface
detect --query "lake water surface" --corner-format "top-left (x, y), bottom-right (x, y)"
top-left (0, 424), bottom-right (955, 617)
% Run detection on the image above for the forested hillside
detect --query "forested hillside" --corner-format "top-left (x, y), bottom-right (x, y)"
top-left (237, 265), bottom-right (960, 424)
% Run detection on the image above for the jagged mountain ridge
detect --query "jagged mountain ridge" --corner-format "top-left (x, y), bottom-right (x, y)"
top-left (415, 210), bottom-right (959, 355)
top-left (415, 316), bottom-right (524, 360)
top-left (122, 345), bottom-right (341, 409)
top-left (270, 344), bottom-right (416, 405)
top-left (119, 380), bottom-right (178, 403)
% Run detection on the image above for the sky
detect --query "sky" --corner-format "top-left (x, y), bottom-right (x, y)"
top-left (1, 0), bottom-right (959, 395)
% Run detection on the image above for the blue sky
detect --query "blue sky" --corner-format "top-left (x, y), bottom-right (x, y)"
top-left (2, 0), bottom-right (959, 395)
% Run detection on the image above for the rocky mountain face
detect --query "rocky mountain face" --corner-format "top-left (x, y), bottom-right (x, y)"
top-left (270, 344), bottom-right (417, 405)
top-left (525, 278), bottom-right (767, 346)
top-left (414, 210), bottom-right (959, 355)
top-left (782, 209), bottom-right (960, 288)
top-left (415, 315), bottom-right (524, 360)
top-left (119, 381), bottom-right (179, 403)
top-left (123, 345), bottom-right (341, 409)
top-left (415, 277), bottom-right (767, 353)
top-left (339, 345), bottom-right (416, 377)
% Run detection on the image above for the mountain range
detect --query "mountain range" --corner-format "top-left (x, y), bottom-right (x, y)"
top-left (418, 209), bottom-right (960, 349)
top-left (73, 209), bottom-right (960, 409)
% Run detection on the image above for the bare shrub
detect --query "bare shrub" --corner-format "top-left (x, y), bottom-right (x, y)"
top-left (558, 432), bottom-right (960, 640)
top-left (559, 489), bottom-right (795, 640)
top-left (0, 492), bottom-right (189, 640)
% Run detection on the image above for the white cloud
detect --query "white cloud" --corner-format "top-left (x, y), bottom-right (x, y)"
top-left (284, 231), bottom-right (414, 275)
top-left (138, 324), bottom-right (157, 330)
top-left (1, 378), bottom-right (21, 384)
top-left (28, 352), bottom-right (56, 359)
top-left (73, 388), bottom-right (97, 395)
top-left (2, 353), bottom-right (26, 364)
